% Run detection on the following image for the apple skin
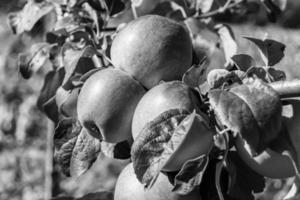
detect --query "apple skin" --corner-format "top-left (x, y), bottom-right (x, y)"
top-left (132, 81), bottom-right (213, 171)
top-left (110, 15), bottom-right (193, 89)
top-left (132, 81), bottom-right (202, 139)
top-left (77, 67), bottom-right (146, 143)
top-left (114, 163), bottom-right (202, 200)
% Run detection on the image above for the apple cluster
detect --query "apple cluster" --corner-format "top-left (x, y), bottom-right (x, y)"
top-left (76, 14), bottom-right (297, 200)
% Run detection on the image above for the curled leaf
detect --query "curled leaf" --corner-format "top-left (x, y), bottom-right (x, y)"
top-left (171, 155), bottom-right (209, 195)
top-left (243, 36), bottom-right (285, 66)
top-left (62, 43), bottom-right (96, 89)
top-left (54, 118), bottom-right (81, 150)
top-left (18, 43), bottom-right (52, 79)
top-left (182, 58), bottom-right (207, 88)
top-left (209, 78), bottom-right (282, 151)
top-left (8, 0), bottom-right (54, 34)
top-left (70, 128), bottom-right (101, 177)
top-left (267, 67), bottom-right (286, 81)
top-left (131, 109), bottom-right (190, 188)
top-left (131, 109), bottom-right (212, 189)
top-left (54, 118), bottom-right (101, 177)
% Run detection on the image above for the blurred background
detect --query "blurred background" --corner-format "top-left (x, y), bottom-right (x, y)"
top-left (0, 0), bottom-right (299, 200)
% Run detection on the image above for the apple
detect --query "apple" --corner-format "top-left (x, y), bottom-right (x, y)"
top-left (132, 81), bottom-right (213, 171)
top-left (110, 15), bottom-right (193, 89)
top-left (114, 163), bottom-right (202, 200)
top-left (77, 67), bottom-right (146, 143)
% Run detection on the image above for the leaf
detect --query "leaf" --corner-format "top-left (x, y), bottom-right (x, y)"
top-left (62, 43), bottom-right (96, 89)
top-left (37, 68), bottom-right (65, 108)
top-left (260, 0), bottom-right (286, 22)
top-left (101, 140), bottom-right (131, 159)
top-left (226, 151), bottom-right (265, 200)
top-left (209, 89), bottom-right (260, 149)
top-left (7, 0), bottom-right (54, 34)
top-left (87, 0), bottom-right (104, 11)
top-left (168, 1), bottom-right (188, 20)
top-left (54, 118), bottom-right (101, 177)
top-left (54, 118), bottom-right (81, 150)
top-left (55, 87), bottom-right (80, 118)
top-left (209, 78), bottom-right (282, 151)
top-left (196, 0), bottom-right (214, 13)
top-left (18, 43), bottom-right (52, 79)
top-left (43, 96), bottom-right (60, 123)
top-left (70, 128), bottom-right (101, 177)
top-left (235, 64), bottom-right (285, 84)
top-left (171, 155), bottom-right (209, 195)
top-left (37, 68), bottom-right (65, 122)
top-left (131, 109), bottom-right (194, 188)
top-left (231, 54), bottom-right (256, 72)
top-left (199, 81), bottom-right (210, 95)
top-left (267, 67), bottom-right (286, 81)
top-left (243, 36), bottom-right (286, 66)
top-left (104, 0), bottom-right (125, 16)
top-left (215, 24), bottom-right (237, 67)
top-left (182, 58), bottom-right (207, 88)
top-left (79, 68), bottom-right (104, 82)
top-left (233, 79), bottom-right (282, 145)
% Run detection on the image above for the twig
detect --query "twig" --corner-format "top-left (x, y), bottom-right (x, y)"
top-left (269, 79), bottom-right (300, 99)
top-left (195, 0), bottom-right (245, 19)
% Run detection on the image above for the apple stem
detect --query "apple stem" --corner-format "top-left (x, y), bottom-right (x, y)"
top-left (269, 79), bottom-right (300, 99)
top-left (131, 5), bottom-right (138, 19)
top-left (215, 132), bottom-right (229, 200)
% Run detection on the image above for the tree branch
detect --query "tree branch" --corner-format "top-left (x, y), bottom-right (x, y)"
top-left (269, 79), bottom-right (300, 99)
